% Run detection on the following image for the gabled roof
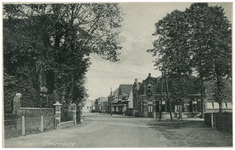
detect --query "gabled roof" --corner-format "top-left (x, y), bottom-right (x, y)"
top-left (143, 73), bottom-right (158, 82)
top-left (113, 88), bottom-right (119, 98)
top-left (119, 84), bottom-right (133, 95)
top-left (96, 97), bottom-right (108, 103)
top-left (108, 88), bottom-right (119, 98)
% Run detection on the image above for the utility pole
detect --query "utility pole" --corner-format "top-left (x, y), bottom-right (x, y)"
top-left (159, 62), bottom-right (165, 122)
top-left (159, 70), bottom-right (164, 122)
top-left (110, 87), bottom-right (112, 116)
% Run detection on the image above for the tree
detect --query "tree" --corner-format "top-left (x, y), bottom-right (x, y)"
top-left (186, 3), bottom-right (232, 113)
top-left (148, 3), bottom-right (232, 117)
top-left (3, 3), bottom-right (123, 110)
top-left (148, 10), bottom-right (192, 119)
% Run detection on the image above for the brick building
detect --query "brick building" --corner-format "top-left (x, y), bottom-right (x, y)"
top-left (133, 73), bottom-right (202, 118)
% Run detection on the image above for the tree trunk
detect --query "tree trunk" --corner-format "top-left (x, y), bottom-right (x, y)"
top-left (201, 94), bottom-right (204, 118)
top-left (179, 101), bottom-right (182, 120)
top-left (68, 70), bottom-right (75, 104)
top-left (159, 73), bottom-right (164, 122)
top-left (216, 75), bottom-right (223, 113)
top-left (219, 101), bottom-right (222, 113)
top-left (165, 74), bottom-right (173, 121)
top-left (200, 78), bottom-right (204, 118)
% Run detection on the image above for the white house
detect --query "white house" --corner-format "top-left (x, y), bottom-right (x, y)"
top-left (83, 100), bottom-right (93, 113)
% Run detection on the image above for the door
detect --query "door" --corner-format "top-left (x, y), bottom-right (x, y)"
top-left (148, 105), bottom-right (153, 117)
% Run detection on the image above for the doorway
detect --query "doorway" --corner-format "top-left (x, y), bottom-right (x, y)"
top-left (148, 105), bottom-right (153, 117)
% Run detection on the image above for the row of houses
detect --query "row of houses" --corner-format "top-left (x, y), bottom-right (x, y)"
top-left (82, 97), bottom-right (109, 113)
top-left (91, 73), bottom-right (232, 118)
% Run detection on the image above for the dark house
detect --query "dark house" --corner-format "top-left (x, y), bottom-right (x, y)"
top-left (133, 73), bottom-right (202, 118)
top-left (108, 84), bottom-right (133, 114)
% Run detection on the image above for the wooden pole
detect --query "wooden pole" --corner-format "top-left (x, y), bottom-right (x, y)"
top-left (211, 113), bottom-right (213, 127)
top-left (110, 87), bottom-right (112, 116)
top-left (22, 116), bottom-right (25, 136)
top-left (73, 104), bottom-right (76, 125)
top-left (41, 115), bottom-right (43, 132)
top-left (159, 71), bottom-right (164, 122)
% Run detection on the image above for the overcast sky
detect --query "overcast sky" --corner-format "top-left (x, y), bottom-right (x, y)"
top-left (85, 2), bottom-right (233, 100)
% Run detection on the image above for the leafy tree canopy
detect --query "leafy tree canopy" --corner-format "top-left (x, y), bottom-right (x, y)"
top-left (147, 3), bottom-right (232, 113)
top-left (3, 3), bottom-right (124, 112)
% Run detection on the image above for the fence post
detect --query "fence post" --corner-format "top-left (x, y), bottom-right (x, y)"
top-left (211, 113), bottom-right (213, 127)
top-left (53, 101), bottom-right (62, 128)
top-left (72, 103), bottom-right (76, 125)
top-left (22, 116), bottom-right (25, 136)
top-left (41, 115), bottom-right (43, 132)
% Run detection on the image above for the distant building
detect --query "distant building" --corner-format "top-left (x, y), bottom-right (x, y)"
top-left (126, 89), bottom-right (134, 115)
top-left (108, 84), bottom-right (133, 114)
top-left (95, 97), bottom-right (108, 112)
top-left (82, 100), bottom-right (94, 113)
top-left (108, 88), bottom-right (119, 113)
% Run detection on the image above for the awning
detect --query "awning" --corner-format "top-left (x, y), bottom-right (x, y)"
top-left (227, 102), bottom-right (232, 109)
top-left (214, 103), bottom-right (219, 109)
top-left (207, 103), bottom-right (213, 109)
top-left (111, 104), bottom-right (126, 107)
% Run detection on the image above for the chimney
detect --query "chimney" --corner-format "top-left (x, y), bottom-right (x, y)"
top-left (135, 79), bottom-right (137, 82)
top-left (148, 73), bottom-right (151, 76)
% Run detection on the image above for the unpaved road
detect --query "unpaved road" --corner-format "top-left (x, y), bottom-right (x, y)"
top-left (4, 113), bottom-right (232, 148)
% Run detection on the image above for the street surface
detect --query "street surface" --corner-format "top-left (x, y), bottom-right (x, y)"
top-left (4, 113), bottom-right (232, 148)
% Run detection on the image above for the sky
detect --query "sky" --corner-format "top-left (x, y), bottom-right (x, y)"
top-left (0, 1), bottom-right (232, 101)
top-left (85, 2), bottom-right (233, 100)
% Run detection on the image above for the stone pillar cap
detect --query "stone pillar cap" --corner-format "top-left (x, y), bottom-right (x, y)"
top-left (53, 101), bottom-right (62, 106)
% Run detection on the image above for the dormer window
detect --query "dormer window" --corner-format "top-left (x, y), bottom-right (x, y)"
top-left (147, 83), bottom-right (152, 88)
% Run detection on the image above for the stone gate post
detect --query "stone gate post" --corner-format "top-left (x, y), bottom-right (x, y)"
top-left (53, 101), bottom-right (62, 128)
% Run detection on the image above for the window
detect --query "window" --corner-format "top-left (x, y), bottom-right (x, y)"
top-left (192, 101), bottom-right (197, 112)
top-left (148, 105), bottom-right (153, 112)
top-left (161, 100), bottom-right (165, 112)
top-left (147, 83), bottom-right (152, 96)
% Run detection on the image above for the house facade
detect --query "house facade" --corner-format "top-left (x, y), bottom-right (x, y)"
top-left (108, 84), bottom-right (133, 114)
top-left (94, 97), bottom-right (108, 112)
top-left (133, 73), bottom-right (202, 118)
top-left (82, 100), bottom-right (93, 113)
